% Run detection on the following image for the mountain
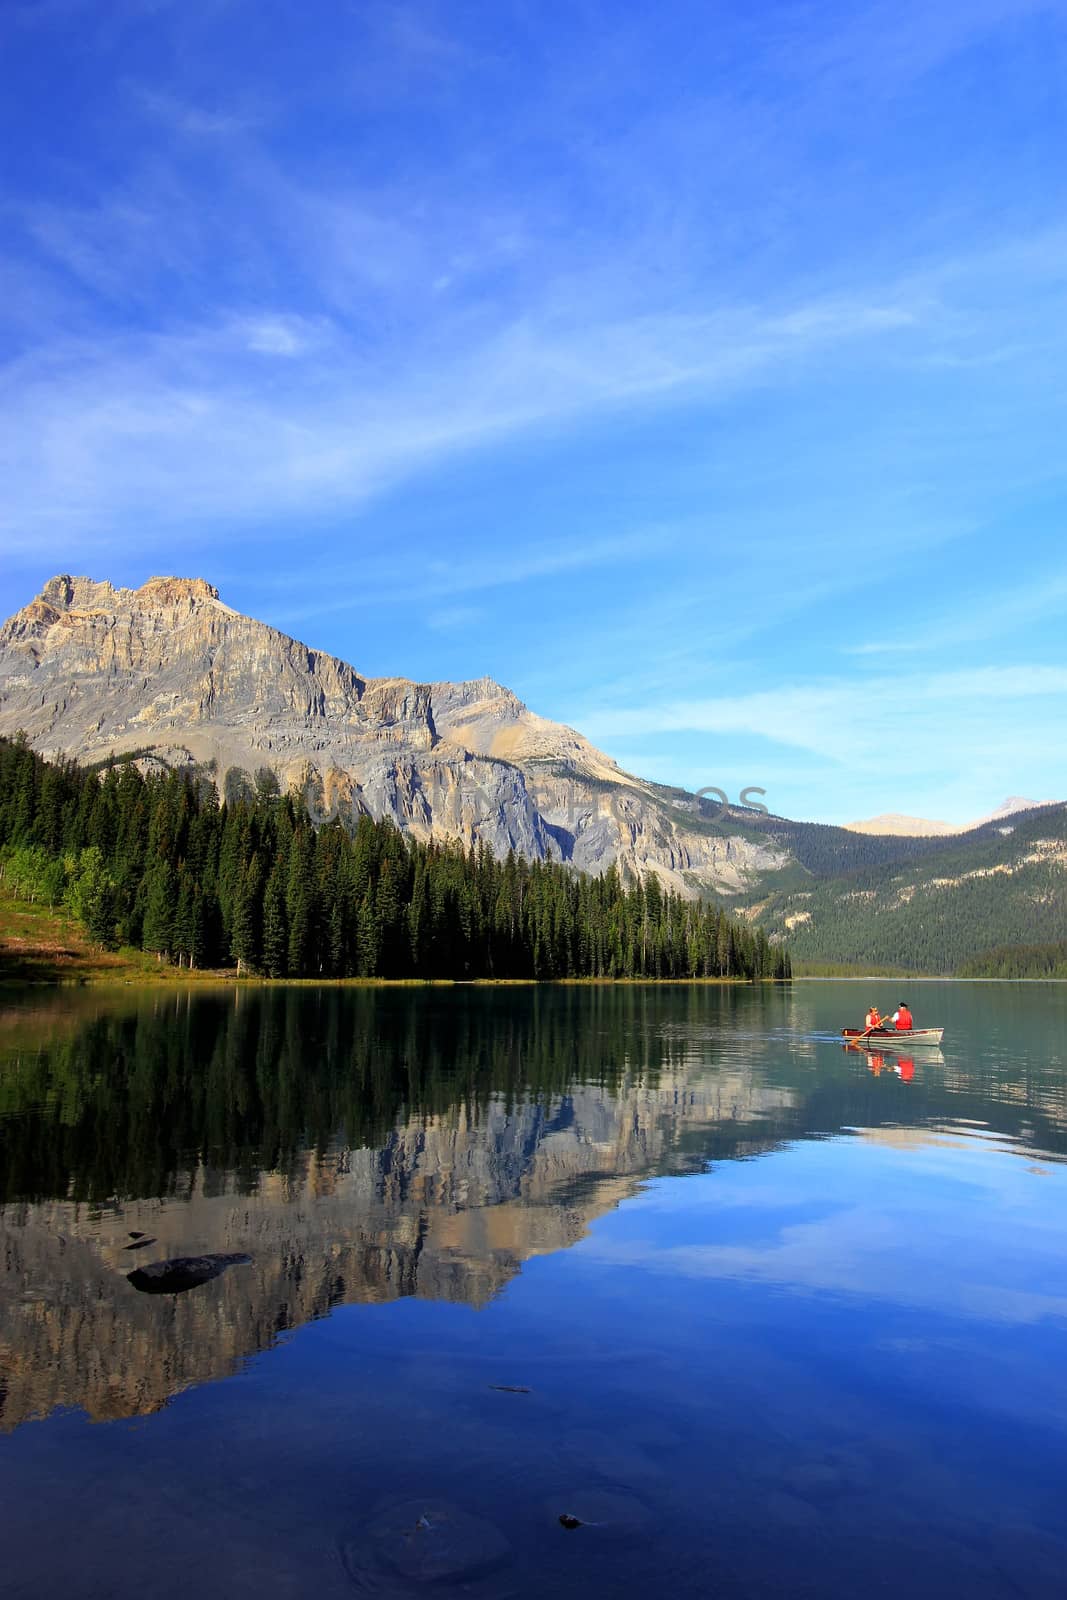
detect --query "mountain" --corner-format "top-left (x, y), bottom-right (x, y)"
top-left (0, 574), bottom-right (787, 898)
top-left (748, 800), bottom-right (1067, 971)
top-left (2, 574), bottom-right (1064, 971)
top-left (844, 813), bottom-right (958, 837)
top-left (844, 797), bottom-right (1059, 837)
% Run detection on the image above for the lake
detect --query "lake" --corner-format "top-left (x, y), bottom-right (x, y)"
top-left (2, 980), bottom-right (1066, 1598)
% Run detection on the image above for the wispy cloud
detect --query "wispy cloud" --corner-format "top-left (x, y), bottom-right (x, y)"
top-left (266, 531), bottom-right (670, 627)
top-left (3, 1), bottom-right (1064, 576)
top-left (133, 87), bottom-right (258, 138)
top-left (426, 605), bottom-right (484, 632)
top-left (846, 569), bottom-right (1067, 655)
top-left (234, 314), bottom-right (334, 358)
top-left (0, 287), bottom-right (923, 555)
top-left (573, 665), bottom-right (1067, 820)
top-left (581, 665), bottom-right (1067, 750)
top-left (775, 0), bottom-right (1059, 103)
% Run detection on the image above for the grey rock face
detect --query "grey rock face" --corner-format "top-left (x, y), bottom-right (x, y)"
top-left (0, 575), bottom-right (788, 895)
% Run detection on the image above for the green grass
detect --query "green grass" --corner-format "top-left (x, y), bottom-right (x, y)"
top-left (0, 890), bottom-right (225, 985)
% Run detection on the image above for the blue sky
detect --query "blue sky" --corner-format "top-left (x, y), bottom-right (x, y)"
top-left (2, 0), bottom-right (1066, 825)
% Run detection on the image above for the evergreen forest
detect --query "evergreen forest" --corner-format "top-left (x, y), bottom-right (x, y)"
top-left (0, 737), bottom-right (789, 982)
top-left (751, 803), bottom-right (1067, 973)
top-left (958, 940), bottom-right (1067, 979)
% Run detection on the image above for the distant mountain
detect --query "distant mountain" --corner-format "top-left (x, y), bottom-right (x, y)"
top-left (746, 801), bottom-right (1067, 972)
top-left (844, 797), bottom-right (1059, 837)
top-left (843, 813), bottom-right (958, 837)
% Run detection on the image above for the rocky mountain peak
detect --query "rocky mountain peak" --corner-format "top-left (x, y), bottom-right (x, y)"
top-left (136, 575), bottom-right (221, 606)
top-left (39, 574), bottom-right (221, 612)
top-left (0, 574), bottom-right (789, 896)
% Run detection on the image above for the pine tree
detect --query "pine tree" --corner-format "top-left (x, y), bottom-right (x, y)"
top-left (141, 859), bottom-right (176, 961)
top-left (263, 864), bottom-right (289, 978)
top-left (231, 853), bottom-right (263, 974)
top-left (286, 830), bottom-right (315, 975)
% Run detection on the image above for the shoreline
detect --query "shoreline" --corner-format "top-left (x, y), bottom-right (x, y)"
top-left (7, 892), bottom-right (1063, 989)
top-left (0, 895), bottom-right (767, 988)
top-left (1, 969), bottom-right (768, 989)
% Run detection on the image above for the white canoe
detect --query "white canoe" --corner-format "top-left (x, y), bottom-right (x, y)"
top-left (841, 1027), bottom-right (944, 1047)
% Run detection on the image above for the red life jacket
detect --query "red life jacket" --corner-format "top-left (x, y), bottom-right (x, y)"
top-left (896, 1007), bottom-right (913, 1031)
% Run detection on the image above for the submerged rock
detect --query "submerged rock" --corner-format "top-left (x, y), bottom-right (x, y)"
top-left (547, 1488), bottom-right (657, 1540)
top-left (126, 1253), bottom-right (252, 1295)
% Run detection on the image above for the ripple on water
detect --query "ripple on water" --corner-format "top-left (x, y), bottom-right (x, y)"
top-left (338, 1499), bottom-right (513, 1596)
top-left (547, 1486), bottom-right (659, 1541)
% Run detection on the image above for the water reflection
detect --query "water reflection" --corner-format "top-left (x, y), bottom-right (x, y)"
top-left (856, 1049), bottom-right (920, 1079)
top-left (1, 982), bottom-right (1067, 1437)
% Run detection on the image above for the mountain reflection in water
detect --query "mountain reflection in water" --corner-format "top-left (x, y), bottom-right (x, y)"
top-left (2, 982), bottom-right (1066, 1437)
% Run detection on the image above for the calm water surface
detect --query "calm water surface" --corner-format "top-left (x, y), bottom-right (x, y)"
top-left (2, 981), bottom-right (1066, 1598)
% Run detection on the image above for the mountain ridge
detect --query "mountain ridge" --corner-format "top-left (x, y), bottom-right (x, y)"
top-left (0, 574), bottom-right (787, 898)
top-left (747, 799), bottom-right (1067, 971)
top-left (844, 796), bottom-right (1060, 837)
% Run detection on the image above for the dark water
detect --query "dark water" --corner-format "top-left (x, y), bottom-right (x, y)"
top-left (2, 981), bottom-right (1067, 1599)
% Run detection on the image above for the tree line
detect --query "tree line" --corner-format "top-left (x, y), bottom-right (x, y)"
top-left (0, 736), bottom-right (790, 981)
top-left (958, 940), bottom-right (1067, 979)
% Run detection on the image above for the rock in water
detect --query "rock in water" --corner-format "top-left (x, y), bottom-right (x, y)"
top-left (126, 1253), bottom-right (252, 1295)
top-left (546, 1488), bottom-right (657, 1541)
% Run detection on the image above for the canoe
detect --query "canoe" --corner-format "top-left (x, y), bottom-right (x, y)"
top-left (841, 1027), bottom-right (944, 1047)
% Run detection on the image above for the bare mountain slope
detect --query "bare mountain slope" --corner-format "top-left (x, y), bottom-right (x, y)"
top-left (0, 574), bottom-right (787, 896)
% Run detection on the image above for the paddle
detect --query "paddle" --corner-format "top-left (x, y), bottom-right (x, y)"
top-left (842, 1018), bottom-right (887, 1045)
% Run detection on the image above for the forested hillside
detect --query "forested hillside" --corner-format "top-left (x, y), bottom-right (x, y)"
top-left (714, 798), bottom-right (1044, 877)
top-left (749, 804), bottom-right (1067, 973)
top-left (0, 737), bottom-right (788, 982)
top-left (958, 941), bottom-right (1067, 979)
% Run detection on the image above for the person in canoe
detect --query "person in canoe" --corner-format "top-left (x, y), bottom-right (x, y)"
top-left (864, 1004), bottom-right (883, 1030)
top-left (890, 1000), bottom-right (914, 1031)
